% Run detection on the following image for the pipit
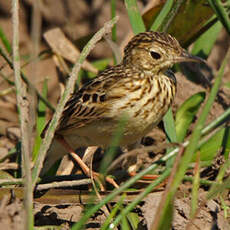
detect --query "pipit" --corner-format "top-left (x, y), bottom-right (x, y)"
top-left (41, 31), bottom-right (202, 187)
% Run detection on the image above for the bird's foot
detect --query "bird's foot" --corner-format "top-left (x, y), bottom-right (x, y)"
top-left (56, 135), bottom-right (119, 189)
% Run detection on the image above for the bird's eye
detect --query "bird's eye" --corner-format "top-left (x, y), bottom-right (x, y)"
top-left (150, 51), bottom-right (161, 60)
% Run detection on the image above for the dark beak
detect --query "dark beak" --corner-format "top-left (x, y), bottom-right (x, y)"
top-left (174, 50), bottom-right (206, 64)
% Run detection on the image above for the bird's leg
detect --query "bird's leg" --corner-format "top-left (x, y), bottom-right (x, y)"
top-left (56, 135), bottom-right (119, 189)
top-left (127, 142), bottom-right (163, 181)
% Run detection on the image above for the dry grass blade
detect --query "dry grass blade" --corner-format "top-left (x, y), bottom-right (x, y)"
top-left (150, 146), bottom-right (185, 230)
top-left (44, 28), bottom-right (98, 74)
top-left (36, 179), bottom-right (91, 191)
top-left (12, 0), bottom-right (33, 229)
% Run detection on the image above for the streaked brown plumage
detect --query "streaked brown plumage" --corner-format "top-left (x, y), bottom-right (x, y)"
top-left (41, 31), bottom-right (202, 177)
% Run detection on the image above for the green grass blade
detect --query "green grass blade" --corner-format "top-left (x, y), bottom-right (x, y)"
top-left (192, 21), bottom-right (222, 58)
top-left (208, 0), bottom-right (230, 34)
top-left (71, 159), bottom-right (170, 230)
top-left (111, 0), bottom-right (117, 64)
top-left (111, 169), bottom-right (170, 228)
top-left (222, 126), bottom-right (230, 159)
top-left (101, 194), bottom-right (126, 230)
top-left (111, 0), bottom-right (117, 42)
top-left (207, 159), bottom-right (230, 200)
top-left (163, 108), bottom-right (177, 169)
top-left (126, 212), bottom-right (140, 230)
top-left (156, 202), bottom-right (174, 230)
top-left (190, 156), bottom-right (200, 218)
top-left (32, 79), bottom-right (48, 161)
top-left (160, 0), bottom-right (185, 32)
top-left (175, 92), bottom-right (206, 142)
top-left (121, 216), bottom-right (131, 230)
top-left (124, 0), bottom-right (146, 34)
top-left (150, 0), bottom-right (174, 31)
top-left (202, 106), bottom-right (230, 136)
top-left (163, 108), bottom-right (177, 143)
top-left (0, 27), bottom-right (12, 53)
top-left (192, 128), bottom-right (225, 162)
top-left (100, 116), bottom-right (128, 176)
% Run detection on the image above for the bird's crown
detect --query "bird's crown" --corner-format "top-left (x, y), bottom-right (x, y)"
top-left (124, 31), bottom-right (182, 56)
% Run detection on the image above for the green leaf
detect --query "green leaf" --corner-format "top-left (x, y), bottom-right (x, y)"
top-left (175, 92), bottom-right (206, 142)
top-left (124, 0), bottom-right (146, 34)
top-left (222, 126), bottom-right (230, 159)
top-left (192, 128), bottom-right (225, 162)
top-left (157, 199), bottom-right (174, 230)
top-left (143, 0), bottom-right (215, 46)
top-left (163, 108), bottom-right (177, 143)
top-left (126, 212), bottom-right (140, 230)
top-left (192, 21), bottom-right (222, 59)
top-left (32, 79), bottom-right (48, 161)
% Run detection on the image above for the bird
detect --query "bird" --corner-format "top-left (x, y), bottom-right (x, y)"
top-left (40, 31), bottom-right (202, 186)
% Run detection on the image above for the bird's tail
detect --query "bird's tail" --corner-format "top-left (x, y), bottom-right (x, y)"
top-left (40, 138), bottom-right (68, 176)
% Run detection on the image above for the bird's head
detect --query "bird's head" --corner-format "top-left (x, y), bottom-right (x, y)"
top-left (123, 31), bottom-right (203, 74)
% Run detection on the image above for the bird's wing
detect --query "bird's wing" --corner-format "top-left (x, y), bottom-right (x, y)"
top-left (41, 65), bottom-right (126, 137)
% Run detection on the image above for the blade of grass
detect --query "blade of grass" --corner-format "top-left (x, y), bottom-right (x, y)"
top-left (155, 46), bottom-right (230, 225)
top-left (160, 0), bottom-right (185, 32)
top-left (28, 0), bottom-right (42, 157)
top-left (0, 27), bottom-right (12, 53)
top-left (207, 159), bottom-right (230, 200)
top-left (12, 0), bottom-right (33, 229)
top-left (126, 212), bottom-right (140, 230)
top-left (111, 0), bottom-right (117, 42)
top-left (163, 108), bottom-right (177, 143)
top-left (202, 106), bottom-right (230, 135)
top-left (191, 21), bottom-right (222, 59)
top-left (208, 0), bottom-right (230, 34)
top-left (111, 169), bottom-right (170, 229)
top-left (111, 0), bottom-right (117, 64)
top-left (175, 92), bottom-right (206, 142)
top-left (150, 144), bottom-right (185, 230)
top-left (32, 79), bottom-right (48, 161)
top-left (121, 216), bottom-right (130, 230)
top-left (101, 194), bottom-right (126, 230)
top-left (100, 116), bottom-right (128, 176)
top-left (192, 127), bottom-right (225, 162)
top-left (190, 153), bottom-right (200, 218)
top-left (163, 108), bottom-right (177, 168)
top-left (31, 16), bottom-right (119, 188)
top-left (150, 0), bottom-right (173, 31)
top-left (71, 159), bottom-right (171, 230)
top-left (222, 126), bottom-right (230, 159)
top-left (124, 0), bottom-right (146, 34)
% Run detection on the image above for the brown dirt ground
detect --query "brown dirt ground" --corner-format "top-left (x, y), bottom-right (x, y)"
top-left (0, 0), bottom-right (230, 229)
